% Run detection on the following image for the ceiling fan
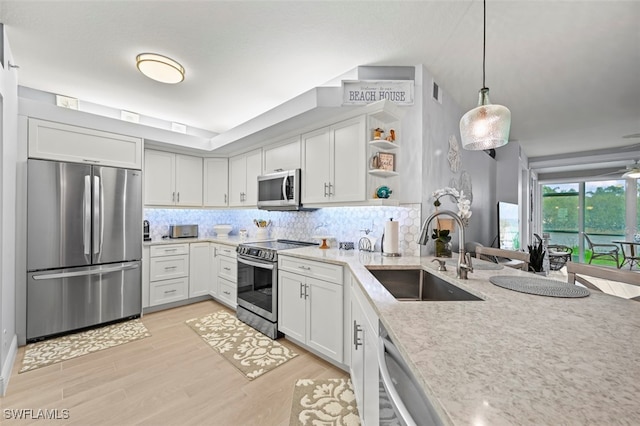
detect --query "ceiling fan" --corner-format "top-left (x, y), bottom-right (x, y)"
top-left (595, 160), bottom-right (640, 179)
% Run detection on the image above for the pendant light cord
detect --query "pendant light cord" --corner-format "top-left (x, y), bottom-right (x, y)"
top-left (482, 0), bottom-right (486, 89)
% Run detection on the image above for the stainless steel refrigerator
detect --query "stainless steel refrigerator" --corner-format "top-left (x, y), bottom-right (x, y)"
top-left (26, 159), bottom-right (142, 342)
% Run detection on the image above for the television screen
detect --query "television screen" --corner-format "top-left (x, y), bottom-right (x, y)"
top-left (498, 202), bottom-right (520, 249)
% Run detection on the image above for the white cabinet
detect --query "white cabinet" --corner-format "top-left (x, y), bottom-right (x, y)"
top-left (278, 256), bottom-right (343, 363)
top-left (144, 150), bottom-right (203, 206)
top-left (28, 118), bottom-right (143, 169)
top-left (229, 149), bottom-right (262, 207)
top-left (263, 137), bottom-right (301, 173)
top-left (189, 243), bottom-right (211, 298)
top-left (203, 158), bottom-right (229, 207)
top-left (302, 116), bottom-right (366, 204)
top-left (148, 243), bottom-right (189, 307)
top-left (142, 246), bottom-right (150, 308)
top-left (213, 243), bottom-right (237, 308)
top-left (350, 276), bottom-right (380, 426)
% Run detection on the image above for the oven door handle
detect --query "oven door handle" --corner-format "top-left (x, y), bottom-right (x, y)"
top-left (237, 257), bottom-right (275, 270)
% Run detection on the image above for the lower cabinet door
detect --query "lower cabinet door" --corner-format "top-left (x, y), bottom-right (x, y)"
top-left (217, 277), bottom-right (237, 308)
top-left (278, 270), bottom-right (306, 342)
top-left (306, 276), bottom-right (343, 362)
top-left (149, 277), bottom-right (189, 306)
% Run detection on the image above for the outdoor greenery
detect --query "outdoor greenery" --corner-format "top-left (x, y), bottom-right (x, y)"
top-left (542, 183), bottom-right (626, 235)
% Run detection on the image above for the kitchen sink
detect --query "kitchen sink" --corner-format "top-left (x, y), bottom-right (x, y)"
top-left (367, 268), bottom-right (482, 301)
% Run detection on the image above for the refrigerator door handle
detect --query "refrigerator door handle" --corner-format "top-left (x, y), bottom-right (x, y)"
top-left (93, 175), bottom-right (101, 256)
top-left (83, 175), bottom-right (91, 256)
top-left (32, 262), bottom-right (140, 280)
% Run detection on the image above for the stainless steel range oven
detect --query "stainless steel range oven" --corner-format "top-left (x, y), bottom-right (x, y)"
top-left (236, 240), bottom-right (316, 339)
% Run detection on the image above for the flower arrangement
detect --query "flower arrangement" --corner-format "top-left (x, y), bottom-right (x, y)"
top-left (432, 187), bottom-right (472, 227)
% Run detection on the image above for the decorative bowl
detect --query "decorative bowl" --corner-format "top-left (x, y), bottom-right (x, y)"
top-left (213, 224), bottom-right (233, 237)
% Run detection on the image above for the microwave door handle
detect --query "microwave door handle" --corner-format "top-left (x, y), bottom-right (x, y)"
top-left (282, 175), bottom-right (288, 201)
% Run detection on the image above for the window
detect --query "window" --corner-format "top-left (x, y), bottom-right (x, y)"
top-left (542, 180), bottom-right (627, 266)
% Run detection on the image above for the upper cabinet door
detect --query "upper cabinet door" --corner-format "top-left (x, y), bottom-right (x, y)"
top-left (203, 158), bottom-right (229, 207)
top-left (144, 150), bottom-right (176, 206)
top-left (175, 154), bottom-right (203, 206)
top-left (331, 115), bottom-right (366, 203)
top-left (228, 149), bottom-right (262, 207)
top-left (228, 154), bottom-right (247, 207)
top-left (263, 137), bottom-right (301, 173)
top-left (244, 149), bottom-right (262, 205)
top-left (302, 127), bottom-right (332, 204)
top-left (28, 119), bottom-right (143, 169)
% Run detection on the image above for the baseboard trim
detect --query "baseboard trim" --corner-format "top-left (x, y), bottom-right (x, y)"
top-left (1, 334), bottom-right (18, 396)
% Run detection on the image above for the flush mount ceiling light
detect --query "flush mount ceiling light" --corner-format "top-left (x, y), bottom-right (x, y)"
top-left (136, 53), bottom-right (184, 84)
top-left (459, 0), bottom-right (511, 150)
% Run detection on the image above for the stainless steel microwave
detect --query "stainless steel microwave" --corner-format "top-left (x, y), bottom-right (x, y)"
top-left (257, 169), bottom-right (302, 211)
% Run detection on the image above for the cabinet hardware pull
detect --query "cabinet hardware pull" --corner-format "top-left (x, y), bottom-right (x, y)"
top-left (177, 192), bottom-right (180, 202)
top-left (353, 321), bottom-right (363, 350)
top-left (224, 194), bottom-right (227, 204)
top-left (323, 182), bottom-right (328, 197)
top-left (164, 248), bottom-right (178, 252)
top-left (223, 290), bottom-right (231, 295)
top-left (164, 289), bottom-right (177, 294)
top-left (299, 283), bottom-right (304, 298)
top-left (172, 192), bottom-right (175, 202)
top-left (164, 266), bottom-right (177, 270)
top-left (304, 284), bottom-right (309, 299)
top-left (82, 159), bottom-right (100, 163)
top-left (328, 182), bottom-right (334, 196)
top-left (223, 267), bottom-right (231, 271)
top-left (298, 265), bottom-right (311, 271)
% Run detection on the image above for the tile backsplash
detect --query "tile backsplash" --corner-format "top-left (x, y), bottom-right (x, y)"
top-left (144, 204), bottom-right (422, 256)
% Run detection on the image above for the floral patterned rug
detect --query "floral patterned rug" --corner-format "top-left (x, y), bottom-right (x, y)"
top-left (289, 378), bottom-right (360, 425)
top-left (185, 310), bottom-right (298, 380)
top-left (20, 319), bottom-right (150, 373)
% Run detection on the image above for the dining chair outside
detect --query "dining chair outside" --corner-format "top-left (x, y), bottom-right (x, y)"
top-left (583, 232), bottom-right (619, 267)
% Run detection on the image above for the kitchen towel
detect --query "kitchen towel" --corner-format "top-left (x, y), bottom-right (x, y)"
top-left (383, 219), bottom-right (399, 254)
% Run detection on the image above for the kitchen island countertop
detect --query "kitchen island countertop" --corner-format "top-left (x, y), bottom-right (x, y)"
top-left (281, 247), bottom-right (640, 425)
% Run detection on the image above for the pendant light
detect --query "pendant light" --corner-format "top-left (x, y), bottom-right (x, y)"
top-left (136, 53), bottom-right (185, 84)
top-left (460, 0), bottom-right (511, 150)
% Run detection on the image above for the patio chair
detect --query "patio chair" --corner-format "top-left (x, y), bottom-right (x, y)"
top-left (583, 232), bottom-right (619, 267)
top-left (548, 245), bottom-right (573, 271)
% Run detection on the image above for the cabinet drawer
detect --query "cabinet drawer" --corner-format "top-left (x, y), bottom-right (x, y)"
top-left (149, 277), bottom-right (188, 306)
top-left (214, 244), bottom-right (237, 259)
top-left (279, 256), bottom-right (343, 284)
top-left (218, 277), bottom-right (237, 308)
top-left (150, 255), bottom-right (189, 281)
top-left (218, 257), bottom-right (237, 281)
top-left (150, 244), bottom-right (189, 257)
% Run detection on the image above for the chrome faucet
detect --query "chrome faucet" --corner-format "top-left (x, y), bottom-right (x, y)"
top-left (418, 210), bottom-right (473, 279)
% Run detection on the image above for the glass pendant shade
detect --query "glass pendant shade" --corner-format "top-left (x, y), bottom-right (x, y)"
top-left (136, 53), bottom-right (185, 84)
top-left (460, 88), bottom-right (511, 150)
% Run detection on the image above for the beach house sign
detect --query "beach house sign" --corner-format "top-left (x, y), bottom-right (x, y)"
top-left (342, 80), bottom-right (414, 105)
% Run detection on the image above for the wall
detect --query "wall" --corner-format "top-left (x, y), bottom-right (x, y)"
top-left (145, 204), bottom-right (422, 256)
top-left (418, 65), bottom-right (497, 253)
top-left (0, 26), bottom-right (18, 395)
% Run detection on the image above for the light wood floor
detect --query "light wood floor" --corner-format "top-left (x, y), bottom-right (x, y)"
top-left (1, 300), bottom-right (348, 425)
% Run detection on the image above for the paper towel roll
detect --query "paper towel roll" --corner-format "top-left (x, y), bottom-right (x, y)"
top-left (383, 220), bottom-right (399, 254)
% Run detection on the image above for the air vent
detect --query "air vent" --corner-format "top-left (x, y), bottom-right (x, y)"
top-left (432, 80), bottom-right (442, 104)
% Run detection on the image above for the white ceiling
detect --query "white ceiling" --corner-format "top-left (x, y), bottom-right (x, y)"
top-left (1, 1), bottom-right (639, 160)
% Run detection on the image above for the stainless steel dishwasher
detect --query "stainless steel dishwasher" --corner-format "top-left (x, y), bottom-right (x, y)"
top-left (379, 321), bottom-right (444, 426)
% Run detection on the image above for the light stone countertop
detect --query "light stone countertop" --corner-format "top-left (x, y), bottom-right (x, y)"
top-left (143, 236), bottom-right (273, 247)
top-left (281, 246), bottom-right (640, 425)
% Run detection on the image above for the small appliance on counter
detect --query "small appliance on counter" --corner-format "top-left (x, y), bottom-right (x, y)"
top-left (168, 224), bottom-right (198, 239)
top-left (143, 220), bottom-right (151, 241)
